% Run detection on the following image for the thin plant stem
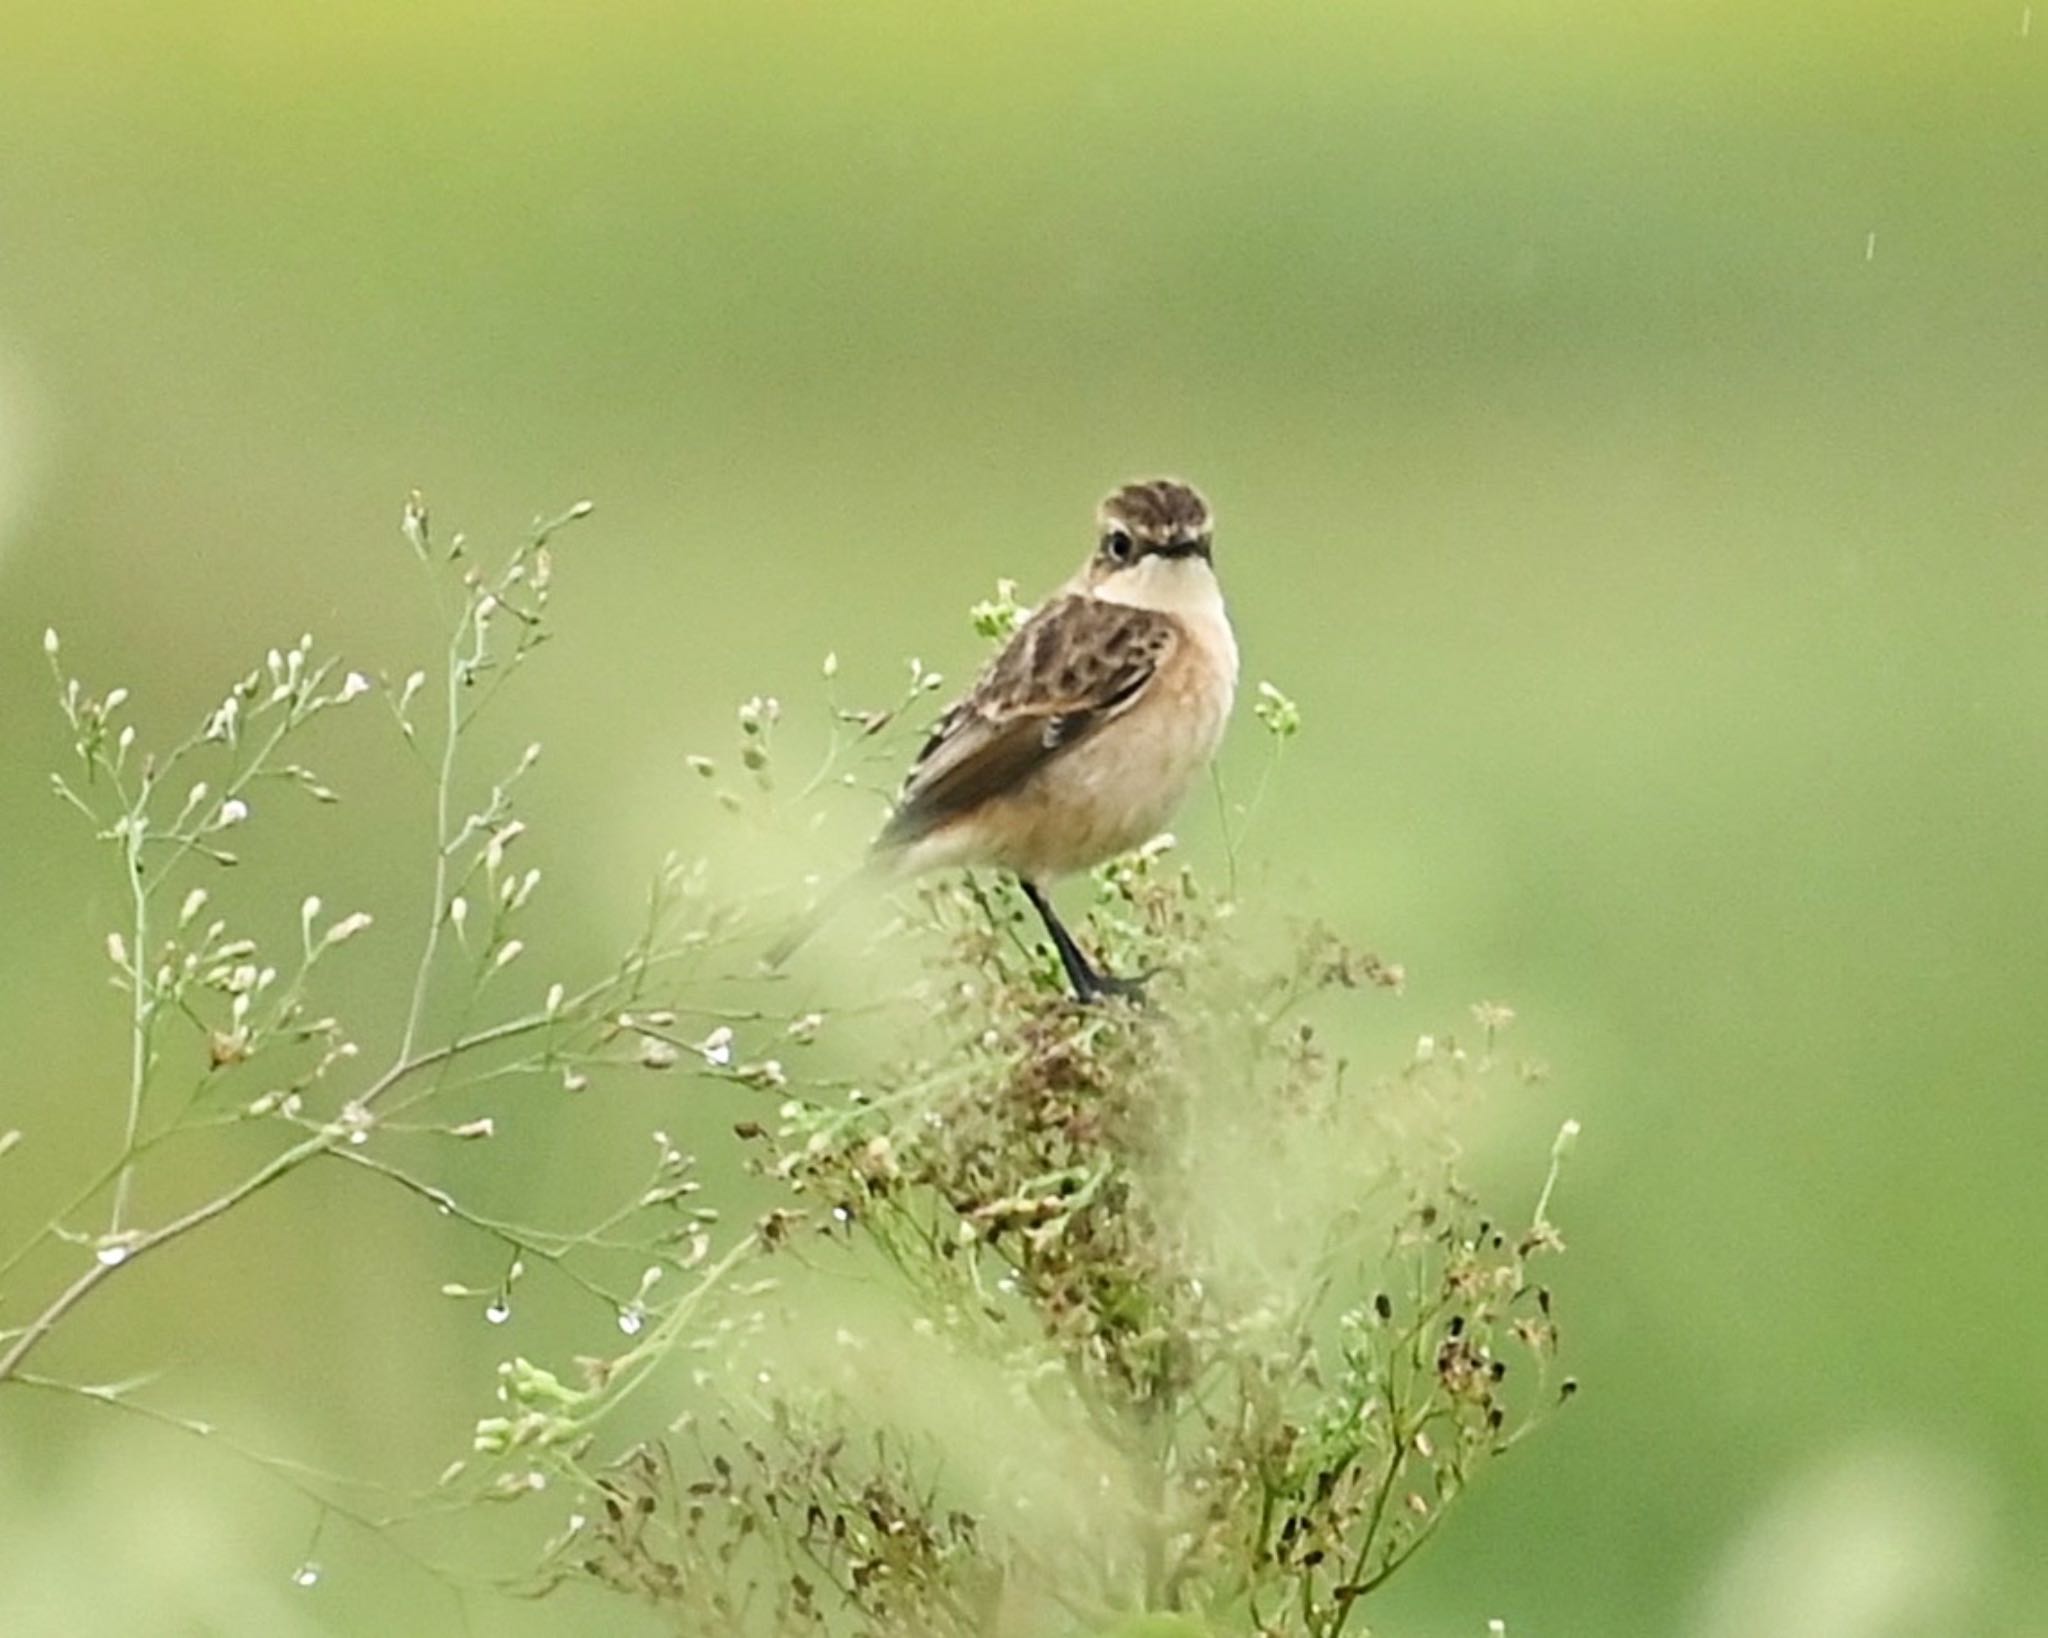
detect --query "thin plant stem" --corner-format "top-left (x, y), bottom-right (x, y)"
top-left (109, 803), bottom-right (150, 1233)
top-left (0, 1008), bottom-right (568, 1386)
top-left (396, 619), bottom-right (466, 1066)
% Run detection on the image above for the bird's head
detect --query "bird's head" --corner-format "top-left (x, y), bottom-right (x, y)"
top-left (1082, 479), bottom-right (1219, 609)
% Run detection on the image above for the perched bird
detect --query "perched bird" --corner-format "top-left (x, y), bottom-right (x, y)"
top-left (770, 477), bottom-right (1238, 1000)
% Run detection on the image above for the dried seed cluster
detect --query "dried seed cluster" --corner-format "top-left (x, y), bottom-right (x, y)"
top-left (546, 834), bottom-right (1571, 1636)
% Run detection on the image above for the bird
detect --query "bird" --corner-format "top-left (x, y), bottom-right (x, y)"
top-left (768, 477), bottom-right (1239, 1001)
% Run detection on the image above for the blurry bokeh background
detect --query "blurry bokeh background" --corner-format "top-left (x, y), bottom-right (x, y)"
top-left (2, 1), bottom-right (2044, 1633)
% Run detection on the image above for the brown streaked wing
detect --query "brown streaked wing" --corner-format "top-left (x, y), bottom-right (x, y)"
top-left (875, 595), bottom-right (1177, 853)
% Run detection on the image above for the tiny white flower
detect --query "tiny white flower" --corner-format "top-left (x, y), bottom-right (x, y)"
top-left (699, 1026), bottom-right (734, 1068)
top-left (103, 687), bottom-right (129, 711)
top-left (178, 888), bottom-right (208, 927)
top-left (217, 798), bottom-right (249, 827)
top-left (42, 627), bottom-right (58, 656)
top-left (484, 821), bottom-right (526, 874)
top-left (492, 939), bottom-right (525, 970)
top-left (323, 912), bottom-right (374, 946)
top-left (337, 671), bottom-right (371, 703)
top-left (544, 982), bottom-right (565, 1016)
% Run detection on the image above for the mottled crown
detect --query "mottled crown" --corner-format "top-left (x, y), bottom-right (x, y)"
top-left (1098, 478), bottom-right (1213, 548)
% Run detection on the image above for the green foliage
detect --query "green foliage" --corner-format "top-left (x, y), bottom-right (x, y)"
top-left (534, 843), bottom-right (1569, 1635)
top-left (517, 597), bottom-right (1574, 1635)
top-left (969, 578), bottom-right (1028, 641)
top-left (6, 499), bottom-right (1573, 1635)
top-left (0, 498), bottom-right (764, 1535)
top-left (1251, 683), bottom-right (1301, 742)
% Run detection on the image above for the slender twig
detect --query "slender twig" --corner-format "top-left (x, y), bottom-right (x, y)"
top-left (1325, 1391), bottom-right (1409, 1638)
top-left (14, 1373), bottom-right (476, 1596)
top-left (323, 1148), bottom-right (636, 1308)
top-left (108, 799), bottom-right (150, 1233)
top-left (0, 1130), bottom-right (332, 1382)
top-left (0, 1010), bottom-right (575, 1386)
top-left (396, 619), bottom-right (466, 1066)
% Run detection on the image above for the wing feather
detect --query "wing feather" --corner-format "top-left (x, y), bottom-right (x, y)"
top-left (876, 595), bottom-right (1176, 853)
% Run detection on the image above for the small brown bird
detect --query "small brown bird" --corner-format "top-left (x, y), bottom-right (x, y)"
top-left (772, 477), bottom-right (1238, 1000)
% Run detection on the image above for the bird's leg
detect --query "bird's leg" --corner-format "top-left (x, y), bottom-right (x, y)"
top-left (1019, 879), bottom-right (1145, 1003)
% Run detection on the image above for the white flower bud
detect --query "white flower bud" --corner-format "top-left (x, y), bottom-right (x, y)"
top-left (323, 912), bottom-right (374, 946)
top-left (484, 821), bottom-right (526, 874)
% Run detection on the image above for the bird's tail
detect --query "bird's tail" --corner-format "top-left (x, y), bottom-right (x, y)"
top-left (760, 867), bottom-right (873, 970)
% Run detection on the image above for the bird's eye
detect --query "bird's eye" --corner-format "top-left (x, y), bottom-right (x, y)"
top-left (1103, 529), bottom-right (1135, 563)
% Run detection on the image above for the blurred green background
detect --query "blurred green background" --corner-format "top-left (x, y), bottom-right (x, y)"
top-left (2, 0), bottom-right (2044, 1633)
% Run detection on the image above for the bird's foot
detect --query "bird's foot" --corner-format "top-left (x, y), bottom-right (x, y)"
top-left (1070, 963), bottom-right (1159, 1006)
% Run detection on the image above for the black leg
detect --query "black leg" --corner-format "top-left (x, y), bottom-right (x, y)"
top-left (1019, 879), bottom-right (1146, 1003)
